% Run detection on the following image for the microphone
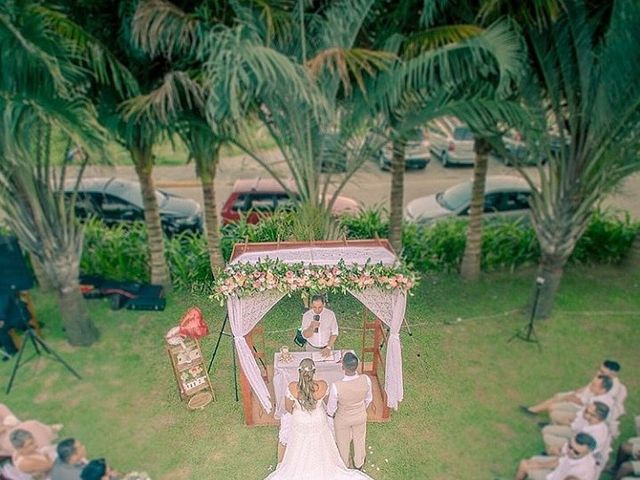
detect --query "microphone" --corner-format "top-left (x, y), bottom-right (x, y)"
top-left (313, 314), bottom-right (320, 333)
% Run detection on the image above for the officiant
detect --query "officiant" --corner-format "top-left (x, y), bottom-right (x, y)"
top-left (301, 294), bottom-right (338, 358)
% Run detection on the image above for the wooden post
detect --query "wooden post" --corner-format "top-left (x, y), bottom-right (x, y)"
top-left (238, 364), bottom-right (254, 426)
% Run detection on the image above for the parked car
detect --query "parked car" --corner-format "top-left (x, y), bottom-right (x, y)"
top-left (221, 178), bottom-right (359, 225)
top-left (405, 175), bottom-right (532, 223)
top-left (498, 130), bottom-right (551, 166)
top-left (65, 177), bottom-right (203, 235)
top-left (377, 128), bottom-right (430, 171)
top-left (427, 117), bottom-right (475, 167)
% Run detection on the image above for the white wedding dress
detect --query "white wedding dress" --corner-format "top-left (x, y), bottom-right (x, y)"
top-left (265, 391), bottom-right (373, 480)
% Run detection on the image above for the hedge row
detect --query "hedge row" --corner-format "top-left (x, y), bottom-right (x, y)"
top-left (78, 209), bottom-right (638, 292)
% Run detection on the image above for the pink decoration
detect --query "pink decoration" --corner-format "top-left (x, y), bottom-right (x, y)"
top-left (178, 307), bottom-right (209, 339)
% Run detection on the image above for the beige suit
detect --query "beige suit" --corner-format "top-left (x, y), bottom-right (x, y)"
top-left (332, 375), bottom-right (370, 469)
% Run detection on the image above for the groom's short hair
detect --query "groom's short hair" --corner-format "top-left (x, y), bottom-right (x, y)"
top-left (343, 352), bottom-right (358, 372)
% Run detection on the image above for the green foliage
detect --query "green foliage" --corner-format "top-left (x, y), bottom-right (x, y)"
top-left (220, 211), bottom-right (296, 261)
top-left (78, 208), bottom-right (638, 289)
top-left (164, 232), bottom-right (214, 294)
top-left (570, 209), bottom-right (638, 265)
top-left (402, 219), bottom-right (468, 272)
top-left (81, 218), bottom-right (150, 283)
top-left (340, 204), bottom-right (389, 239)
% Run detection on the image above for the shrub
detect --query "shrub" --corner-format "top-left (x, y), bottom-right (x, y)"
top-left (75, 207), bottom-right (638, 291)
top-left (81, 218), bottom-right (150, 282)
top-left (570, 209), bottom-right (638, 264)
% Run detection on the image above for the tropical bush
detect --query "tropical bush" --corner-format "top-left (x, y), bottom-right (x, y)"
top-left (71, 208), bottom-right (640, 292)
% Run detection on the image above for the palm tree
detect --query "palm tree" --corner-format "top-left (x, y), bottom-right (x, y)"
top-left (193, 0), bottom-right (393, 240)
top-left (512, 1), bottom-right (640, 317)
top-left (66, 0), bottom-right (172, 288)
top-left (459, 138), bottom-right (492, 279)
top-left (0, 1), bottom-right (132, 345)
top-left (359, 0), bottom-right (526, 253)
top-left (127, 2), bottom-right (231, 273)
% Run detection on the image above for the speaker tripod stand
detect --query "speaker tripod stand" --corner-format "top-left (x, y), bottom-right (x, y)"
top-left (6, 327), bottom-right (81, 394)
top-left (508, 277), bottom-right (545, 352)
top-left (207, 313), bottom-right (268, 402)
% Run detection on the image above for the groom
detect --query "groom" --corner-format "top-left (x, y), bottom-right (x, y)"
top-left (326, 352), bottom-right (372, 470)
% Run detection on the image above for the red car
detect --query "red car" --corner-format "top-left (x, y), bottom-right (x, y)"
top-left (221, 178), bottom-right (359, 225)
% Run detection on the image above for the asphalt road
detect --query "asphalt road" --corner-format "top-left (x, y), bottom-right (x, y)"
top-left (82, 151), bottom-right (640, 220)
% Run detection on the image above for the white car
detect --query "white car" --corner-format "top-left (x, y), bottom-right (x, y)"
top-left (405, 175), bottom-right (532, 223)
top-left (377, 128), bottom-right (431, 171)
top-left (427, 117), bottom-right (475, 167)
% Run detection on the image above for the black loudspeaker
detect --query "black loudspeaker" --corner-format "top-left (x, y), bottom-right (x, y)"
top-left (0, 235), bottom-right (34, 291)
top-left (125, 285), bottom-right (166, 311)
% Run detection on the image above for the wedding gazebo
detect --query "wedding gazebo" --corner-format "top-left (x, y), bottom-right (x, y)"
top-left (212, 239), bottom-right (415, 425)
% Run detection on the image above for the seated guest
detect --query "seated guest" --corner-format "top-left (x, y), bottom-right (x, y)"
top-left (515, 432), bottom-right (598, 480)
top-left (10, 429), bottom-right (54, 480)
top-left (610, 416), bottom-right (640, 480)
top-left (80, 458), bottom-right (121, 480)
top-left (542, 401), bottom-right (610, 462)
top-left (50, 438), bottom-right (88, 480)
top-left (0, 404), bottom-right (62, 457)
top-left (547, 375), bottom-right (614, 427)
top-left (523, 360), bottom-right (623, 414)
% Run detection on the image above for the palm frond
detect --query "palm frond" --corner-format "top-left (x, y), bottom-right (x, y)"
top-left (30, 3), bottom-right (137, 97)
top-left (403, 24), bottom-right (484, 58)
top-left (133, 0), bottom-right (202, 59)
top-left (305, 47), bottom-right (394, 94)
top-left (120, 71), bottom-right (205, 125)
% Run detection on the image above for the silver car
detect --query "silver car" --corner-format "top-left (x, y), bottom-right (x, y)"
top-left (427, 116), bottom-right (475, 167)
top-left (377, 128), bottom-right (431, 171)
top-left (405, 175), bottom-right (532, 223)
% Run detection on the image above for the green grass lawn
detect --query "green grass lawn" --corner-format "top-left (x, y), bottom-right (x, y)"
top-left (2, 265), bottom-right (638, 479)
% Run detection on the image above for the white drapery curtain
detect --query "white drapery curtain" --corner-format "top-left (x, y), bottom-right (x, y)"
top-left (227, 290), bottom-right (285, 412)
top-left (349, 288), bottom-right (406, 410)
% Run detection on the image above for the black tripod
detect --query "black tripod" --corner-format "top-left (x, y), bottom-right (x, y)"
top-left (6, 327), bottom-right (81, 394)
top-left (207, 313), bottom-right (269, 402)
top-left (207, 313), bottom-right (239, 402)
top-left (508, 277), bottom-right (545, 351)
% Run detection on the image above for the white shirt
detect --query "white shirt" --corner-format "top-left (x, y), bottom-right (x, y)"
top-left (326, 374), bottom-right (373, 417)
top-left (570, 421), bottom-right (610, 462)
top-left (547, 451), bottom-right (597, 480)
top-left (301, 308), bottom-right (338, 348)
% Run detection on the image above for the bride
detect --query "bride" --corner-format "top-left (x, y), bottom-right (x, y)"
top-left (266, 358), bottom-right (373, 480)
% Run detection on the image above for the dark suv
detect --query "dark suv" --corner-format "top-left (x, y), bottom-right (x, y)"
top-left (66, 177), bottom-right (203, 235)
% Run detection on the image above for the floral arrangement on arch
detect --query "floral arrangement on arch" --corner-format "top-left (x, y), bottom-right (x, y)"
top-left (211, 258), bottom-right (417, 302)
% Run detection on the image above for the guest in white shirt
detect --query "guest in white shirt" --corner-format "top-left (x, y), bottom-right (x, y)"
top-left (522, 360), bottom-right (623, 416)
top-left (549, 375), bottom-right (614, 426)
top-left (542, 401), bottom-right (611, 464)
top-left (326, 352), bottom-right (372, 470)
top-left (515, 432), bottom-right (598, 480)
top-left (301, 295), bottom-right (338, 358)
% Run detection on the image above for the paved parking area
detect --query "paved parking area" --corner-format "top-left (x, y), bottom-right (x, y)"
top-left (82, 151), bottom-right (640, 219)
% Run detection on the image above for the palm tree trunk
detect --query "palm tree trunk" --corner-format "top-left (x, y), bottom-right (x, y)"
top-left (58, 282), bottom-right (99, 346)
top-left (199, 153), bottom-right (224, 274)
top-left (45, 249), bottom-right (99, 346)
top-left (388, 138), bottom-right (407, 253)
top-left (30, 254), bottom-right (54, 292)
top-left (460, 138), bottom-right (491, 280)
top-left (131, 147), bottom-right (171, 289)
top-left (626, 230), bottom-right (640, 268)
top-left (532, 251), bottom-right (568, 319)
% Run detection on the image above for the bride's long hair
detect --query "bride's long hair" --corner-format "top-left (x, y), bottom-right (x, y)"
top-left (296, 358), bottom-right (317, 412)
